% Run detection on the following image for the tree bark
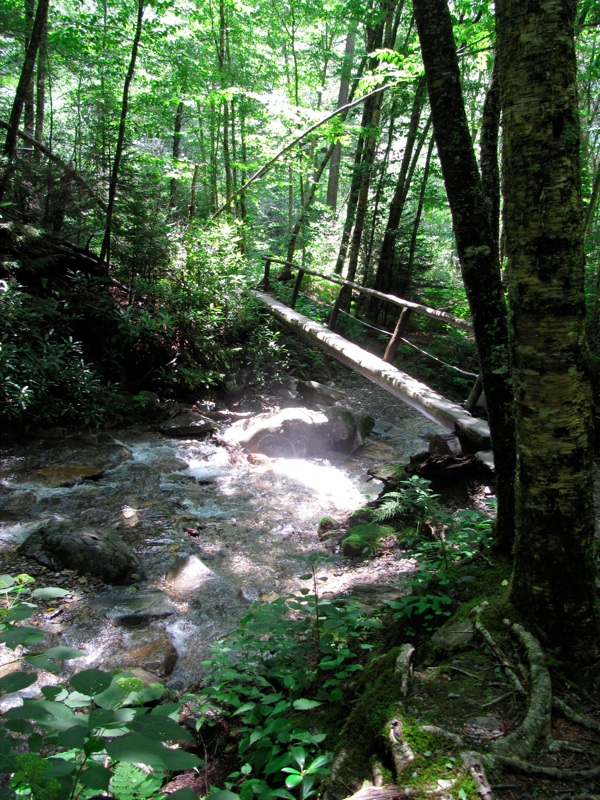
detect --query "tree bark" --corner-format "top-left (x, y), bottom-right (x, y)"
top-left (170, 100), bottom-right (185, 211)
top-left (413, 0), bottom-right (516, 553)
top-left (479, 56), bottom-right (500, 254)
top-left (497, 0), bottom-right (599, 660)
top-left (327, 28), bottom-right (356, 211)
top-left (0, 0), bottom-right (49, 203)
top-left (99, 0), bottom-right (146, 267)
top-left (374, 76), bottom-right (428, 297)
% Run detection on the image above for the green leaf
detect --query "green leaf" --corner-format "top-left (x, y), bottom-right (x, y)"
top-left (284, 773), bottom-right (303, 788)
top-left (208, 791), bottom-right (241, 799)
top-left (105, 733), bottom-right (202, 770)
top-left (42, 646), bottom-right (85, 661)
top-left (0, 670), bottom-right (38, 695)
top-left (168, 789), bottom-right (202, 800)
top-left (292, 698), bottom-right (322, 711)
top-left (4, 603), bottom-right (37, 622)
top-left (131, 713), bottom-right (193, 741)
top-left (31, 587), bottom-right (70, 599)
top-left (233, 701), bottom-right (257, 715)
top-left (0, 627), bottom-right (45, 648)
top-left (69, 669), bottom-right (113, 697)
top-left (80, 763), bottom-right (112, 790)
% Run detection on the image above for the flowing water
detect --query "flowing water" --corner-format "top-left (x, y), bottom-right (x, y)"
top-left (0, 386), bottom-right (446, 694)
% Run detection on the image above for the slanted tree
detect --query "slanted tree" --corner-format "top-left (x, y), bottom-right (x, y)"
top-left (497, 0), bottom-right (599, 661)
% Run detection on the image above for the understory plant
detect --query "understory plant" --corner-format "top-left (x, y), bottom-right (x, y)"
top-left (188, 557), bottom-right (383, 800)
top-left (0, 574), bottom-right (200, 800)
top-left (374, 475), bottom-right (495, 632)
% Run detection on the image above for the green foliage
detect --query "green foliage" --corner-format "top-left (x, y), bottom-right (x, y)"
top-left (0, 281), bottom-right (121, 428)
top-left (373, 480), bottom-right (495, 632)
top-left (0, 574), bottom-right (200, 800)
top-left (341, 522), bottom-right (396, 558)
top-left (187, 555), bottom-right (382, 799)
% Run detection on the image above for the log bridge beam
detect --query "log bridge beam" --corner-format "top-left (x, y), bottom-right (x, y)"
top-left (252, 290), bottom-right (491, 452)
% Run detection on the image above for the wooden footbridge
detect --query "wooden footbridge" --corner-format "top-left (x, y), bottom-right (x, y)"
top-left (253, 257), bottom-right (491, 456)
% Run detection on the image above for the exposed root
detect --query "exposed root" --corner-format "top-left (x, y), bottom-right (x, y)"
top-left (386, 712), bottom-right (415, 776)
top-left (492, 755), bottom-right (600, 781)
top-left (472, 603), bottom-right (526, 696)
top-left (460, 751), bottom-right (496, 800)
top-left (490, 622), bottom-right (552, 760)
top-left (553, 696), bottom-right (600, 734)
top-left (395, 643), bottom-right (415, 698)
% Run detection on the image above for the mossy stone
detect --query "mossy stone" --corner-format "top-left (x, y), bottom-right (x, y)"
top-left (347, 507), bottom-right (375, 528)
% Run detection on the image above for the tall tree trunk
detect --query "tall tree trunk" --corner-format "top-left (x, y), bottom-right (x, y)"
top-left (99, 0), bottom-right (146, 267)
top-left (170, 100), bottom-right (185, 211)
top-left (24, 0), bottom-right (36, 139)
top-left (497, 0), bottom-right (598, 660)
top-left (34, 13), bottom-right (47, 149)
top-left (0, 0), bottom-right (49, 203)
top-left (327, 28), bottom-right (356, 211)
top-left (402, 132), bottom-right (435, 296)
top-left (479, 56), bottom-right (500, 254)
top-left (413, 0), bottom-right (516, 554)
top-left (373, 75), bottom-right (428, 299)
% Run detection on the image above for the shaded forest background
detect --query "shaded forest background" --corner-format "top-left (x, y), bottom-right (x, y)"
top-left (0, 0), bottom-right (599, 426)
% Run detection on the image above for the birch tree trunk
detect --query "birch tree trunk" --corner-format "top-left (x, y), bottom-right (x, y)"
top-left (497, 0), bottom-right (599, 660)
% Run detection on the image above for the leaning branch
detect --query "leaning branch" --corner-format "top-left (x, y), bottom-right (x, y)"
top-left (211, 85), bottom-right (388, 219)
top-left (0, 120), bottom-right (108, 212)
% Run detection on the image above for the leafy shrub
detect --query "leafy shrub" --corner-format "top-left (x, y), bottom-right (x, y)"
top-left (0, 573), bottom-right (200, 800)
top-left (0, 281), bottom-right (121, 428)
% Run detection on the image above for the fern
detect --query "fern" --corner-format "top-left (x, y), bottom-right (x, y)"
top-left (109, 762), bottom-right (165, 800)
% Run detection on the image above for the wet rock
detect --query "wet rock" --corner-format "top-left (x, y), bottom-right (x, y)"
top-left (227, 406), bottom-right (373, 457)
top-left (296, 380), bottom-right (344, 407)
top-left (28, 464), bottom-right (106, 487)
top-left (96, 589), bottom-right (178, 625)
top-left (165, 554), bottom-right (219, 593)
top-left (101, 633), bottom-right (178, 677)
top-left (159, 413), bottom-right (219, 438)
top-left (18, 523), bottom-right (146, 585)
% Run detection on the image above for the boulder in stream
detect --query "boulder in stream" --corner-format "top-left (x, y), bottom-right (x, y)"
top-left (18, 523), bottom-right (145, 585)
top-left (159, 413), bottom-right (218, 438)
top-left (226, 406), bottom-right (374, 457)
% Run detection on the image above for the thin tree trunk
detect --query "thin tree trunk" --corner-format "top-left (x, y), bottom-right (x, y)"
top-left (413, 0), bottom-right (516, 553)
top-left (170, 100), bottom-right (185, 211)
top-left (0, 0), bottom-right (49, 203)
top-left (402, 133), bottom-right (435, 296)
top-left (34, 13), bottom-right (47, 150)
top-left (99, 0), bottom-right (146, 267)
top-left (479, 56), bottom-right (500, 253)
top-left (497, 0), bottom-right (598, 660)
top-left (327, 28), bottom-right (356, 211)
top-left (374, 75), bottom-right (428, 296)
top-left (24, 0), bottom-right (35, 139)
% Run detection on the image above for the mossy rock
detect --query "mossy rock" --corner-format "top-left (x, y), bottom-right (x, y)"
top-left (341, 522), bottom-right (395, 557)
top-left (318, 515), bottom-right (340, 536)
top-left (347, 507), bottom-right (375, 528)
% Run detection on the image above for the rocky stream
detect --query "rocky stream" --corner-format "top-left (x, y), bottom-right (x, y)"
top-left (0, 374), bottom-right (452, 701)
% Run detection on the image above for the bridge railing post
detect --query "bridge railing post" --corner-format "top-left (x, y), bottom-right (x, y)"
top-left (263, 258), bottom-right (272, 292)
top-left (290, 268), bottom-right (305, 310)
top-left (465, 373), bottom-right (483, 413)
top-left (383, 307), bottom-right (412, 363)
top-left (328, 285), bottom-right (352, 331)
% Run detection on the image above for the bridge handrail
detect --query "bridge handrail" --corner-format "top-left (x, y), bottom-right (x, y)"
top-left (261, 257), bottom-right (473, 332)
